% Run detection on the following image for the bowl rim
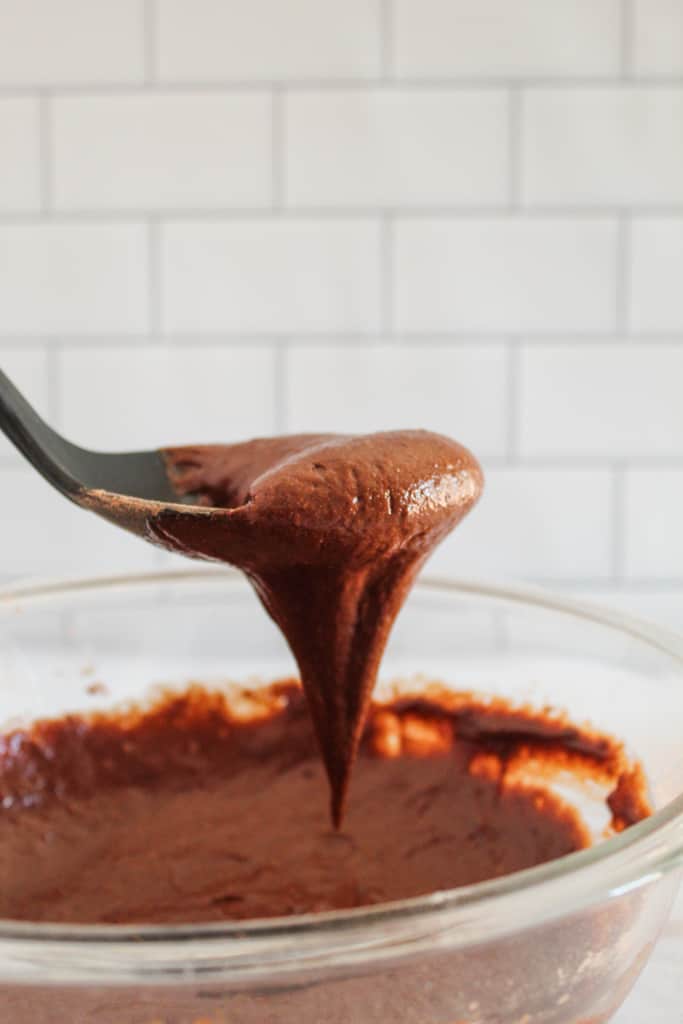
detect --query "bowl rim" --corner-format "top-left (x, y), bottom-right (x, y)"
top-left (1, 568), bottom-right (683, 984)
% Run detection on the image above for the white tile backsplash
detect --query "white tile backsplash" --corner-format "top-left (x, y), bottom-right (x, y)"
top-left (625, 470), bottom-right (683, 579)
top-left (521, 88), bottom-right (683, 206)
top-left (58, 346), bottom-right (277, 450)
top-left (0, 0), bottom-right (144, 86)
top-left (0, 99), bottom-right (40, 213)
top-left (0, 224), bottom-right (149, 336)
top-left (394, 0), bottom-right (621, 79)
top-left (0, 0), bottom-right (681, 611)
top-left (1, 468), bottom-right (160, 578)
top-left (161, 220), bottom-right (381, 334)
top-left (520, 343), bottom-right (683, 457)
top-left (633, 0), bottom-right (683, 76)
top-left (285, 344), bottom-right (508, 456)
top-left (432, 468), bottom-right (613, 579)
top-left (285, 90), bottom-right (509, 207)
top-left (394, 218), bottom-right (618, 333)
top-left (629, 218), bottom-right (683, 332)
top-left (53, 94), bottom-right (273, 211)
top-left (156, 0), bottom-right (382, 81)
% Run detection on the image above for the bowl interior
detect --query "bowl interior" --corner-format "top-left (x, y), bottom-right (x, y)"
top-left (1, 570), bottom-right (683, 1006)
top-left (2, 570), bottom-right (682, 820)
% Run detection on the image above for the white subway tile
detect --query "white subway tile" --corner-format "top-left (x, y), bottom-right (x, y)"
top-left (633, 0), bottom-right (683, 76)
top-left (630, 218), bottom-right (683, 332)
top-left (0, 349), bottom-right (49, 461)
top-left (520, 344), bottom-right (683, 457)
top-left (395, 218), bottom-right (617, 333)
top-left (53, 93), bottom-right (272, 212)
top-left (285, 344), bottom-right (508, 457)
top-left (0, 225), bottom-right (148, 336)
top-left (58, 346), bottom-right (277, 450)
top-left (0, 99), bottom-right (40, 213)
top-left (162, 220), bottom-right (381, 334)
top-left (625, 470), bottom-right (683, 579)
top-left (0, 0), bottom-right (144, 86)
top-left (394, 0), bottom-right (620, 78)
top-left (522, 88), bottom-right (683, 206)
top-left (0, 468), bottom-right (159, 579)
top-left (431, 468), bottom-right (612, 579)
top-left (285, 90), bottom-right (508, 208)
top-left (157, 0), bottom-right (381, 81)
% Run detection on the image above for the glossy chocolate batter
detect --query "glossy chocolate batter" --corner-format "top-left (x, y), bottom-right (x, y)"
top-left (0, 680), bottom-right (649, 925)
top-left (150, 431), bottom-right (484, 825)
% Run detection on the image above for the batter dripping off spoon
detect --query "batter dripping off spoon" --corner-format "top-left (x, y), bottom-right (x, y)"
top-left (0, 370), bottom-right (483, 825)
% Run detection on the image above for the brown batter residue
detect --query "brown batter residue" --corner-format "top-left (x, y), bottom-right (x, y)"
top-left (0, 680), bottom-right (650, 925)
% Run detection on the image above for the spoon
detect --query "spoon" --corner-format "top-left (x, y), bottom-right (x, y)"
top-left (0, 368), bottom-right (204, 540)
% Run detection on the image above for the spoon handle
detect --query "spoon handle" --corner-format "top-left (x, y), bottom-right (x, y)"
top-left (0, 368), bottom-right (81, 497)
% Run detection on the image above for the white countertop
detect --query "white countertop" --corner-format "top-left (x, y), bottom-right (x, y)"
top-left (613, 886), bottom-right (683, 1022)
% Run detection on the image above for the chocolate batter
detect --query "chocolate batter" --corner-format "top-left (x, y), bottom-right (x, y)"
top-left (0, 680), bottom-right (649, 925)
top-left (148, 431), bottom-right (484, 825)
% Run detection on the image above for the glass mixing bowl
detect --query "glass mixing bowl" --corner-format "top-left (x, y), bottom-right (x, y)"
top-left (0, 569), bottom-right (682, 1024)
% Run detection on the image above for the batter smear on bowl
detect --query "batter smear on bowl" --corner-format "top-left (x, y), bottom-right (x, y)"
top-left (0, 680), bottom-right (650, 924)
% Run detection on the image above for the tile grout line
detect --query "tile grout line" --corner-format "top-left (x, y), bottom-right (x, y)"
top-left (1, 206), bottom-right (669, 224)
top-left (1, 332), bottom-right (683, 347)
top-left (3, 77), bottom-right (683, 96)
top-left (38, 93), bottom-right (54, 214)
